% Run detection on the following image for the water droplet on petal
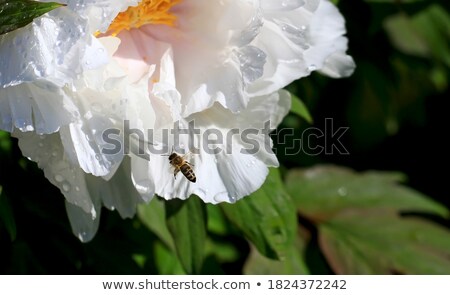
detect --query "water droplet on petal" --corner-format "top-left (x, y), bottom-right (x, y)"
top-left (135, 180), bottom-right (152, 194)
top-left (84, 111), bottom-right (93, 120)
top-left (308, 64), bottom-right (317, 71)
top-left (91, 103), bottom-right (102, 112)
top-left (338, 187), bottom-right (348, 197)
top-left (62, 182), bottom-right (71, 192)
top-left (280, 0), bottom-right (305, 9)
top-left (54, 175), bottom-right (64, 182)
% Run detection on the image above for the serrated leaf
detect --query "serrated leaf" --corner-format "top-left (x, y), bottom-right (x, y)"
top-left (0, 0), bottom-right (65, 35)
top-left (285, 165), bottom-right (448, 219)
top-left (290, 93), bottom-right (313, 124)
top-left (221, 168), bottom-right (297, 259)
top-left (137, 198), bottom-right (174, 251)
top-left (165, 196), bottom-right (206, 274)
top-left (0, 186), bottom-right (16, 241)
top-left (319, 210), bottom-right (450, 274)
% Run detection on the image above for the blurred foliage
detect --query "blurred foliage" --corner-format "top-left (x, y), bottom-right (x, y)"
top-left (1, 0), bottom-right (449, 274)
top-left (0, 0), bottom-right (65, 35)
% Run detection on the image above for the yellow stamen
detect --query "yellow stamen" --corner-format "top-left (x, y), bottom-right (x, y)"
top-left (107, 0), bottom-right (181, 36)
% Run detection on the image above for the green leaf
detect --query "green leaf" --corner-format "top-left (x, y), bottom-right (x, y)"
top-left (290, 93), bottom-right (313, 124)
top-left (221, 168), bottom-right (297, 259)
top-left (165, 196), bottom-right (207, 274)
top-left (320, 210), bottom-right (450, 274)
top-left (0, 130), bottom-right (12, 154)
top-left (137, 198), bottom-right (175, 251)
top-left (384, 4), bottom-right (450, 67)
top-left (153, 240), bottom-right (186, 275)
top-left (0, 0), bottom-right (65, 35)
top-left (285, 165), bottom-right (448, 219)
top-left (243, 235), bottom-right (309, 275)
top-left (0, 186), bottom-right (16, 241)
top-left (206, 204), bottom-right (229, 235)
top-left (365, 0), bottom-right (426, 2)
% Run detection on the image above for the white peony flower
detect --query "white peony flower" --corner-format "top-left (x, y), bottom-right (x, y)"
top-left (0, 0), bottom-right (354, 241)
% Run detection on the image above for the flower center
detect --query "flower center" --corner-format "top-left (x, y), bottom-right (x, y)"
top-left (107, 0), bottom-right (181, 36)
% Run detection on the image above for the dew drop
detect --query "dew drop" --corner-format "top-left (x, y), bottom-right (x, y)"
top-left (229, 195), bottom-right (237, 204)
top-left (213, 194), bottom-right (222, 203)
top-left (338, 187), bottom-right (348, 197)
top-left (78, 233), bottom-right (87, 242)
top-left (62, 182), bottom-right (71, 192)
top-left (91, 207), bottom-right (97, 219)
top-left (54, 174), bottom-right (64, 182)
top-left (308, 64), bottom-right (317, 71)
top-left (91, 103), bottom-right (102, 112)
top-left (280, 0), bottom-right (305, 9)
top-left (84, 111), bottom-right (93, 120)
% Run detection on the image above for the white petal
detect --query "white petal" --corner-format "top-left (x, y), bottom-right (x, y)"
top-left (15, 132), bottom-right (96, 215)
top-left (248, 0), bottom-right (354, 96)
top-left (304, 0), bottom-right (356, 77)
top-left (215, 148), bottom-right (269, 202)
top-left (319, 51), bottom-right (356, 78)
top-left (86, 158), bottom-right (146, 219)
top-left (0, 82), bottom-right (80, 133)
top-left (132, 0), bottom-right (260, 115)
top-left (65, 199), bottom-right (100, 243)
top-left (133, 88), bottom-right (289, 203)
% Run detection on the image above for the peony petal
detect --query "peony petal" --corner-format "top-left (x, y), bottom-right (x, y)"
top-left (304, 0), bottom-right (356, 77)
top-left (65, 198), bottom-right (101, 243)
top-left (0, 81), bottom-right (80, 133)
top-left (15, 132), bottom-right (96, 215)
top-left (86, 157), bottom-right (146, 219)
top-left (248, 0), bottom-right (354, 96)
top-left (132, 89), bottom-right (289, 204)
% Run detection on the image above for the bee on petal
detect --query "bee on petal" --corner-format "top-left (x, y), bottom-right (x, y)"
top-left (168, 151), bottom-right (196, 183)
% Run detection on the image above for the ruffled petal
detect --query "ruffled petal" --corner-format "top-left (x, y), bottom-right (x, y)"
top-left (86, 157), bottom-right (146, 219)
top-left (131, 90), bottom-right (289, 204)
top-left (15, 131), bottom-right (96, 214)
top-left (248, 0), bottom-right (354, 96)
